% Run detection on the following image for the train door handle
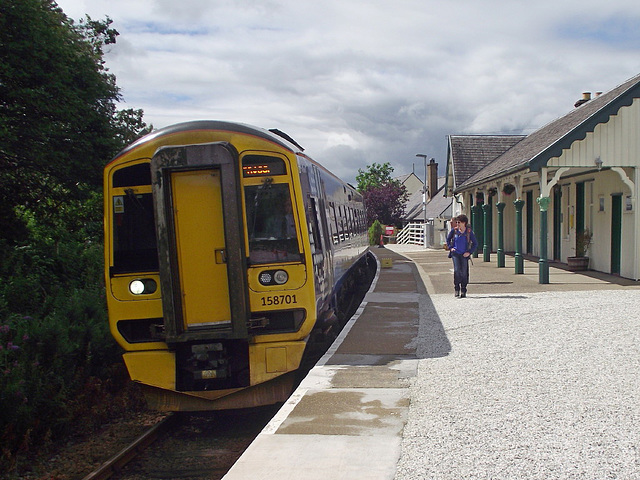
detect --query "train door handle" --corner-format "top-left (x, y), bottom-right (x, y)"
top-left (215, 249), bottom-right (227, 264)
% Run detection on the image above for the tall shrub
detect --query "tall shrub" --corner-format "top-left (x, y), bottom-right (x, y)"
top-left (0, 192), bottom-right (128, 471)
top-left (368, 220), bottom-right (384, 246)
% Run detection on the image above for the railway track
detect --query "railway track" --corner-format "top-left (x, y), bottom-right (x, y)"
top-left (82, 413), bottom-right (178, 480)
top-left (84, 405), bottom-right (281, 480)
top-left (83, 254), bottom-right (376, 480)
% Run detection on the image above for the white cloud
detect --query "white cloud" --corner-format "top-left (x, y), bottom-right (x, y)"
top-left (55, 0), bottom-right (640, 183)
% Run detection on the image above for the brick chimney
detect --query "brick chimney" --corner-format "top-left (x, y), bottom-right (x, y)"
top-left (574, 92), bottom-right (591, 108)
top-left (427, 158), bottom-right (438, 200)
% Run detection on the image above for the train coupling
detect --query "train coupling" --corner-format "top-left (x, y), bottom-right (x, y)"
top-left (187, 343), bottom-right (229, 380)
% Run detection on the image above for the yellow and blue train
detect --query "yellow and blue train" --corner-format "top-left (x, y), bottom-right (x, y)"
top-left (103, 121), bottom-right (368, 410)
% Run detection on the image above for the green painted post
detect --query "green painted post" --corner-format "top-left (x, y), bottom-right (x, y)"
top-left (482, 203), bottom-right (491, 262)
top-left (513, 199), bottom-right (524, 274)
top-left (496, 202), bottom-right (506, 268)
top-left (472, 204), bottom-right (483, 258)
top-left (537, 196), bottom-right (551, 284)
top-left (487, 196), bottom-right (493, 255)
top-left (470, 203), bottom-right (477, 236)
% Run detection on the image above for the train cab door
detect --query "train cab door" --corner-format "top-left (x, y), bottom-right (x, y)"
top-left (171, 169), bottom-right (230, 328)
top-left (151, 142), bottom-right (249, 343)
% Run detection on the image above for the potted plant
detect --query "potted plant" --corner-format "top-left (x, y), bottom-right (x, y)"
top-left (567, 228), bottom-right (592, 271)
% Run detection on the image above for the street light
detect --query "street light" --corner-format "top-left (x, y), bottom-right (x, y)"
top-left (416, 153), bottom-right (428, 248)
top-left (415, 154), bottom-right (428, 224)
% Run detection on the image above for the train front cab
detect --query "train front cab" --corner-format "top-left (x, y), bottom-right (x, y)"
top-left (105, 137), bottom-right (315, 410)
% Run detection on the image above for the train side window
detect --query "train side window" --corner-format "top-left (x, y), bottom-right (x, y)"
top-left (309, 198), bottom-right (324, 255)
top-left (245, 181), bottom-right (301, 264)
top-left (332, 204), bottom-right (340, 243)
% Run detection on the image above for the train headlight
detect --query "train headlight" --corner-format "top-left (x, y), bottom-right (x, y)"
top-left (129, 280), bottom-right (145, 295)
top-left (129, 279), bottom-right (157, 295)
top-left (258, 270), bottom-right (289, 286)
top-left (273, 270), bottom-right (288, 285)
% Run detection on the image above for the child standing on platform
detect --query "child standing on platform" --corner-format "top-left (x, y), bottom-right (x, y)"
top-left (449, 214), bottom-right (477, 298)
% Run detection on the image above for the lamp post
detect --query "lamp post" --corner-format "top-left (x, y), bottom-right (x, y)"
top-left (415, 154), bottom-right (428, 223)
top-left (416, 154), bottom-right (428, 248)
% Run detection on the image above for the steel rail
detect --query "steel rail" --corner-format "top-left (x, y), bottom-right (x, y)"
top-left (81, 412), bottom-right (177, 480)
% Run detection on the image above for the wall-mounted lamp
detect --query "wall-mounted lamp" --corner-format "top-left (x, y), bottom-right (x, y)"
top-left (595, 156), bottom-right (603, 171)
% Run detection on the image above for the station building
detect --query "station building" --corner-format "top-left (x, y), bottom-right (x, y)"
top-left (445, 73), bottom-right (640, 282)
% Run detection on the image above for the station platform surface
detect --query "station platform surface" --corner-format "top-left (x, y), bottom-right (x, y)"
top-left (223, 246), bottom-right (640, 480)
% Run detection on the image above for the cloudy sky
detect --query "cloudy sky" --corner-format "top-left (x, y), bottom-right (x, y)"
top-left (55, 0), bottom-right (640, 184)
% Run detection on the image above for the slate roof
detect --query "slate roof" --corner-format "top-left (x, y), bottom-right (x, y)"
top-left (424, 188), bottom-right (453, 220)
top-left (448, 135), bottom-right (525, 188)
top-left (404, 177), bottom-right (452, 221)
top-left (460, 73), bottom-right (640, 189)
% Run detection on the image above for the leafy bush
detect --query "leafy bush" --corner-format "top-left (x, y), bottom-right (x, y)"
top-left (0, 190), bottom-right (133, 472)
top-left (368, 220), bottom-right (384, 245)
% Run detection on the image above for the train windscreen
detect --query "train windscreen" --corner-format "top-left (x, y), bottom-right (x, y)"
top-left (245, 181), bottom-right (301, 264)
top-left (112, 191), bottom-right (159, 273)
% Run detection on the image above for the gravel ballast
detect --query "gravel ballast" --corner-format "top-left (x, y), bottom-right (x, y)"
top-left (394, 284), bottom-right (640, 479)
top-left (380, 244), bottom-right (640, 479)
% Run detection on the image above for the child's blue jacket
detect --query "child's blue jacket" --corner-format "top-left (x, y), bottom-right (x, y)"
top-left (448, 226), bottom-right (478, 255)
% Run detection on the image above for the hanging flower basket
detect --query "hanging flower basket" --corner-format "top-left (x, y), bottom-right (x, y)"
top-left (502, 184), bottom-right (515, 195)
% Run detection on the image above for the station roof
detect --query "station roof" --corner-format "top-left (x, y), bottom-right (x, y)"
top-left (458, 72), bottom-right (640, 190)
top-left (448, 135), bottom-right (525, 189)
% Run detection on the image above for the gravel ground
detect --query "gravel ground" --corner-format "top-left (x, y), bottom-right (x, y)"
top-left (394, 286), bottom-right (640, 479)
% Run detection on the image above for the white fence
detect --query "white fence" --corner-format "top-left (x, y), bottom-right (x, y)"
top-left (397, 222), bottom-right (434, 246)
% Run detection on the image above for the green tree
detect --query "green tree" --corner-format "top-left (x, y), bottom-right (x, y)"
top-left (0, 1), bottom-right (150, 470)
top-left (0, 0), bottom-right (148, 241)
top-left (114, 108), bottom-right (154, 146)
top-left (356, 162), bottom-right (396, 193)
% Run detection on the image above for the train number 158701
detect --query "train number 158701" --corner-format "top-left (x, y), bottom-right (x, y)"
top-left (260, 294), bottom-right (298, 306)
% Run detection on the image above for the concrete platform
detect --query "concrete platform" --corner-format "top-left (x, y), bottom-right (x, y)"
top-left (224, 246), bottom-right (640, 480)
top-left (223, 248), bottom-right (421, 480)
